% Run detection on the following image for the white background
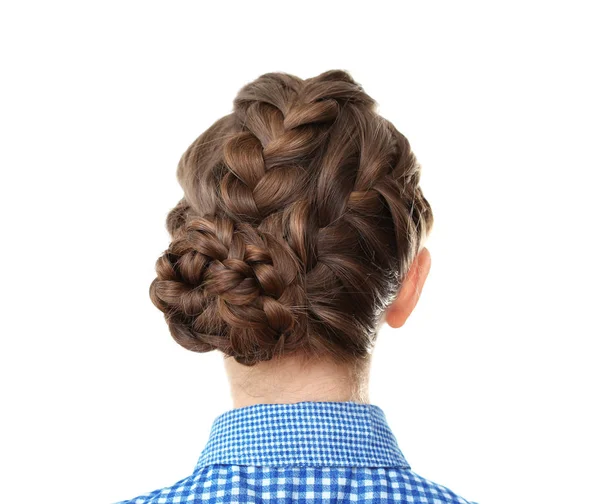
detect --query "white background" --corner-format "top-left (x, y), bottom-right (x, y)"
top-left (1, 2), bottom-right (598, 503)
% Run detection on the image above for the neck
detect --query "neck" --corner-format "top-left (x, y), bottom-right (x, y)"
top-left (223, 352), bottom-right (371, 409)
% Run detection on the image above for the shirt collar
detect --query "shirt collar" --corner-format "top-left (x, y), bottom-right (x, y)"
top-left (195, 400), bottom-right (410, 469)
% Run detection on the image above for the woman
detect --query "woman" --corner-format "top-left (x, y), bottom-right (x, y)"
top-left (116, 69), bottom-right (476, 504)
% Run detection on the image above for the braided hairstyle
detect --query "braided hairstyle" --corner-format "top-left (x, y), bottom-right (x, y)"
top-left (149, 70), bottom-right (433, 366)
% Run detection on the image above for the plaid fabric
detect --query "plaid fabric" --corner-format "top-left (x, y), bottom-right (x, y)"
top-left (115, 401), bottom-right (476, 503)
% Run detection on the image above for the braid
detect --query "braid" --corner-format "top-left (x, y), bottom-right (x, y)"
top-left (149, 69), bottom-right (433, 366)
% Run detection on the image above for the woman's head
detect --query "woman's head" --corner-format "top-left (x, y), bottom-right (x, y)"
top-left (149, 69), bottom-right (433, 368)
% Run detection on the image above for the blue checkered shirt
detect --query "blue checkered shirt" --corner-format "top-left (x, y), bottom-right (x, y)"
top-left (115, 401), bottom-right (477, 503)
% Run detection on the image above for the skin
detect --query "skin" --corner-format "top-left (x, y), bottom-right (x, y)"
top-left (224, 247), bottom-right (432, 408)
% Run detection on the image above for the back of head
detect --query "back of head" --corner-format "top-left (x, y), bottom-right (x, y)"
top-left (149, 69), bottom-right (433, 367)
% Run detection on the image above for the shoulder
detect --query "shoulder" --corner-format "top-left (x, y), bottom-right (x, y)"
top-left (112, 473), bottom-right (199, 504)
top-left (394, 468), bottom-right (478, 504)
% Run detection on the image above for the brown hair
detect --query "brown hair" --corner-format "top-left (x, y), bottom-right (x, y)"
top-left (149, 70), bottom-right (433, 367)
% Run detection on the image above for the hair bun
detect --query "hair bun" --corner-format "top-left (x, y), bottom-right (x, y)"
top-left (149, 214), bottom-right (307, 364)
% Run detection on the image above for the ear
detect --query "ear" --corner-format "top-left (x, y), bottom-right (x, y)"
top-left (385, 247), bottom-right (432, 329)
